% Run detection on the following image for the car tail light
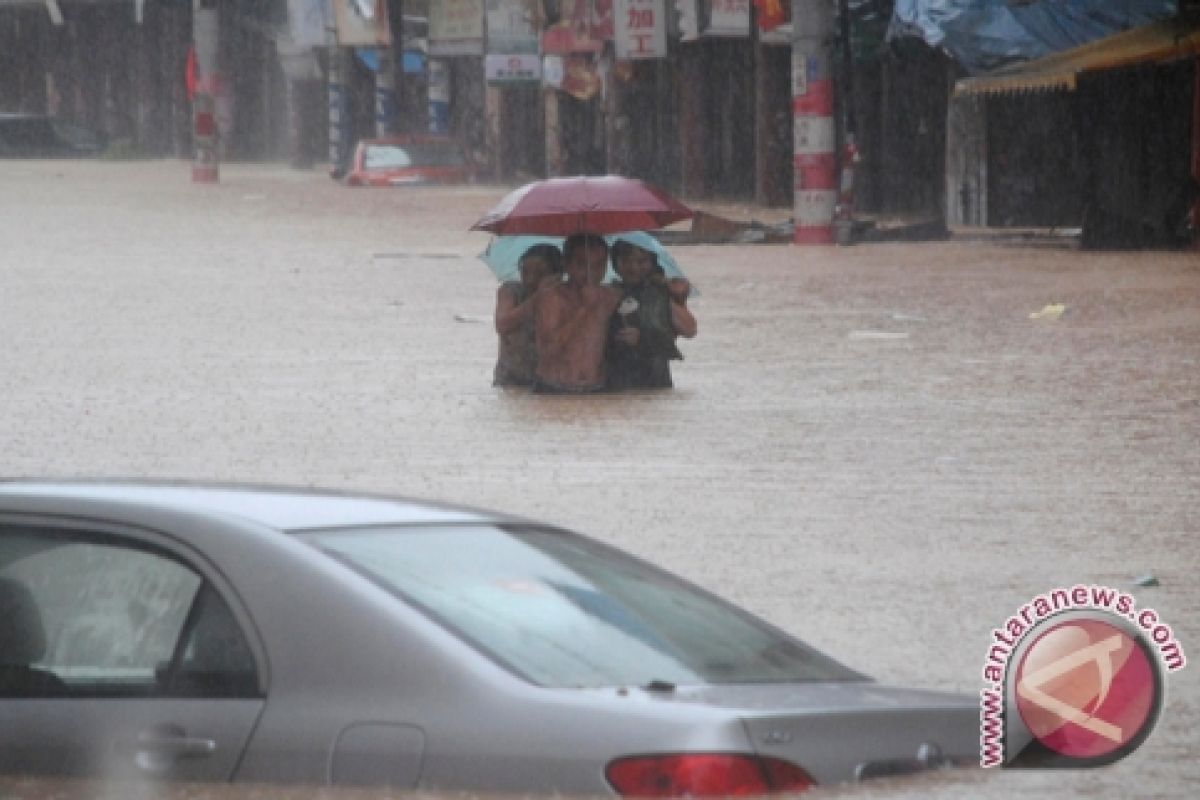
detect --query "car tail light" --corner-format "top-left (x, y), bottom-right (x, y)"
top-left (606, 754), bottom-right (816, 797)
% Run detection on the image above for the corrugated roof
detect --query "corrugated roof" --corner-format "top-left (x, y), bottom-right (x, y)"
top-left (955, 17), bottom-right (1200, 96)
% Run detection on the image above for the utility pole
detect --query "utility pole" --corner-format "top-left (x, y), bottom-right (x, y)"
top-left (327, 28), bottom-right (349, 177)
top-left (790, 0), bottom-right (835, 243)
top-left (191, 0), bottom-right (219, 183)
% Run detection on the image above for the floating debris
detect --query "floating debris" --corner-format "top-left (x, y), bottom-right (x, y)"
top-left (1029, 303), bottom-right (1067, 320)
top-left (1133, 575), bottom-right (1160, 588)
top-left (848, 330), bottom-right (910, 341)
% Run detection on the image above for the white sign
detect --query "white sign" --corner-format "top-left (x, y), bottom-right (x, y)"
top-left (794, 190), bottom-right (836, 225)
top-left (614, 0), bottom-right (666, 59)
top-left (486, 0), bottom-right (538, 55)
top-left (428, 59), bottom-right (451, 103)
top-left (430, 0), bottom-right (485, 56)
top-left (542, 55), bottom-right (565, 88)
top-left (486, 53), bottom-right (542, 82)
top-left (791, 50), bottom-right (806, 94)
top-left (286, 0), bottom-right (331, 47)
top-left (705, 0), bottom-right (749, 37)
top-left (792, 116), bottom-right (834, 156)
top-left (676, 0), bottom-right (699, 41)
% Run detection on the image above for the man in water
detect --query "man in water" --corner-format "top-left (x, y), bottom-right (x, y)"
top-left (532, 234), bottom-right (621, 393)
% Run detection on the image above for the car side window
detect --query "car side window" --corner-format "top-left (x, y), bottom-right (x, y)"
top-left (0, 526), bottom-right (259, 699)
top-left (163, 584), bottom-right (261, 698)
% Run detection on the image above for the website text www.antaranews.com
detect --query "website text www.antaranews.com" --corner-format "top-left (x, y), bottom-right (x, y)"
top-left (979, 584), bottom-right (1186, 767)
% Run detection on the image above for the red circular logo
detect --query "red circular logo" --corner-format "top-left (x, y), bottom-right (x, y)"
top-left (1014, 618), bottom-right (1158, 760)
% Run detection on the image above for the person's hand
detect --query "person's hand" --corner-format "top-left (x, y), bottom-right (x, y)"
top-left (667, 278), bottom-right (690, 303)
top-left (614, 326), bottom-right (640, 346)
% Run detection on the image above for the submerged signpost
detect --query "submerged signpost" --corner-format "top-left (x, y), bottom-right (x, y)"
top-left (191, 0), bottom-right (219, 183)
top-left (790, 0), bottom-right (836, 244)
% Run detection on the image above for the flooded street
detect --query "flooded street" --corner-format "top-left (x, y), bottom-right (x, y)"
top-left (1, 160), bottom-right (1197, 798)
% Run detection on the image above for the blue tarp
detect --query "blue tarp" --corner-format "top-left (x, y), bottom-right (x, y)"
top-left (889, 0), bottom-right (1178, 73)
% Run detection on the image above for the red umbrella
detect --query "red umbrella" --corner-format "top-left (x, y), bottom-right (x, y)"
top-left (470, 175), bottom-right (693, 236)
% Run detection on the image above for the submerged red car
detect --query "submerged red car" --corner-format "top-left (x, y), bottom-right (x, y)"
top-left (345, 135), bottom-right (471, 186)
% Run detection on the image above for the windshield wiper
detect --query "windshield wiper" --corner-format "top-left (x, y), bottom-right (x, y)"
top-left (643, 679), bottom-right (677, 693)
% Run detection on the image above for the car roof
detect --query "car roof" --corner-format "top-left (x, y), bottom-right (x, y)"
top-left (0, 112), bottom-right (53, 122)
top-left (359, 135), bottom-right (459, 146)
top-left (0, 479), bottom-right (502, 531)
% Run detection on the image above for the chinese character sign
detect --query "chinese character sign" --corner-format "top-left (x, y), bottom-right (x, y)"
top-left (614, 0), bottom-right (666, 59)
top-left (705, 0), bottom-right (748, 36)
top-left (485, 54), bottom-right (542, 82)
top-left (332, 0), bottom-right (392, 46)
top-left (542, 0), bottom-right (613, 54)
top-left (430, 0), bottom-right (485, 56)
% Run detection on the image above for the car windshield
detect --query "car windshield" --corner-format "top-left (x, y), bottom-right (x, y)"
top-left (299, 525), bottom-right (860, 689)
top-left (362, 141), bottom-right (464, 170)
top-left (0, 117), bottom-right (57, 147)
top-left (50, 120), bottom-right (100, 149)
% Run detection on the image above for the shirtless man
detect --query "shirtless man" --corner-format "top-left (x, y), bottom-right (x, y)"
top-left (532, 234), bottom-right (622, 393)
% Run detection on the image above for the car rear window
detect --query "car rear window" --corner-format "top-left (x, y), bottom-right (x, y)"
top-left (299, 525), bottom-right (859, 689)
top-left (362, 141), bottom-right (464, 170)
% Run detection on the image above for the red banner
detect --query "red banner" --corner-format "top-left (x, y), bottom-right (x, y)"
top-left (752, 0), bottom-right (786, 33)
top-left (541, 0), bottom-right (613, 54)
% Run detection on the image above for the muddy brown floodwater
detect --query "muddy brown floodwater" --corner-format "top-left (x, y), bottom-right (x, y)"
top-left (0, 161), bottom-right (1197, 799)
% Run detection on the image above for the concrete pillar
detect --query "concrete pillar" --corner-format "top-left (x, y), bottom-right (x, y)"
top-left (132, 5), bottom-right (155, 153)
top-left (544, 87), bottom-right (564, 176)
top-left (754, 39), bottom-right (789, 206)
top-left (428, 58), bottom-right (450, 133)
top-left (605, 65), bottom-right (631, 177)
top-left (485, 84), bottom-right (506, 180)
top-left (678, 43), bottom-right (708, 198)
top-left (327, 40), bottom-right (349, 177)
top-left (376, 44), bottom-right (396, 136)
top-left (791, 0), bottom-right (836, 244)
top-left (285, 78), bottom-right (313, 168)
top-left (1193, 56), bottom-right (1200, 248)
top-left (169, 4), bottom-right (190, 157)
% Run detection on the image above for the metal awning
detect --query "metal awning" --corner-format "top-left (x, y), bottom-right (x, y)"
top-left (955, 17), bottom-right (1200, 96)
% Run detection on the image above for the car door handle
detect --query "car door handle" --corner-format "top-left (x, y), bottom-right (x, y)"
top-left (136, 732), bottom-right (217, 758)
top-left (124, 725), bottom-right (217, 773)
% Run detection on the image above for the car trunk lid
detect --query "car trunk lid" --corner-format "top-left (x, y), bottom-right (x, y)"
top-left (655, 682), bottom-right (978, 786)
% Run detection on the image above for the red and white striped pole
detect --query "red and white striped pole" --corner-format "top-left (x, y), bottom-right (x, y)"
top-left (190, 0), bottom-right (219, 183)
top-left (790, 0), bottom-right (835, 244)
top-left (191, 0), bottom-right (219, 183)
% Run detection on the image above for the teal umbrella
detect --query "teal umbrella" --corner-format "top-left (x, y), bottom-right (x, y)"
top-left (478, 232), bottom-right (692, 290)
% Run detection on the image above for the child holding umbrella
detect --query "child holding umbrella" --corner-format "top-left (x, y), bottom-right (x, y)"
top-left (493, 244), bottom-right (563, 387)
top-left (607, 238), bottom-right (697, 390)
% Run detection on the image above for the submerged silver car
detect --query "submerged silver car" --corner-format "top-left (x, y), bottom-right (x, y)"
top-left (0, 480), bottom-right (976, 794)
